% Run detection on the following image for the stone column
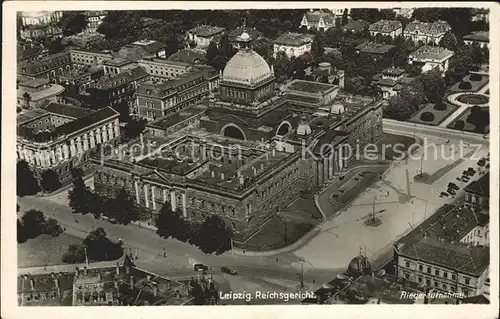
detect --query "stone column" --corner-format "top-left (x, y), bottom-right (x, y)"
top-left (89, 131), bottom-right (96, 148)
top-left (170, 191), bottom-right (177, 211)
top-left (50, 149), bottom-right (57, 166)
top-left (182, 192), bottom-right (187, 218)
top-left (144, 184), bottom-right (150, 208)
top-left (328, 155), bottom-right (334, 180)
top-left (323, 158), bottom-right (328, 182)
top-left (114, 121), bottom-right (120, 138)
top-left (63, 144), bottom-right (70, 160)
top-left (70, 139), bottom-right (76, 157)
top-left (76, 137), bottom-right (83, 154)
top-left (108, 124), bottom-right (114, 140)
top-left (163, 189), bottom-right (168, 203)
top-left (134, 180), bottom-right (140, 204)
top-left (83, 134), bottom-right (89, 151)
top-left (95, 128), bottom-right (102, 144)
top-left (151, 185), bottom-right (157, 210)
top-left (102, 126), bottom-right (108, 143)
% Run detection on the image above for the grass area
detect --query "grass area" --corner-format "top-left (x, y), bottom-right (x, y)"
top-left (408, 102), bottom-right (459, 126)
top-left (332, 172), bottom-right (379, 206)
top-left (446, 107), bottom-right (490, 134)
top-left (374, 133), bottom-right (418, 160)
top-left (456, 93), bottom-right (489, 105)
top-left (18, 233), bottom-right (82, 268)
top-left (449, 74), bottom-right (489, 93)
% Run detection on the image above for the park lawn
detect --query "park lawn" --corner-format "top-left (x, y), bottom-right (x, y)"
top-left (446, 107), bottom-right (489, 134)
top-left (374, 133), bottom-right (418, 160)
top-left (449, 74), bottom-right (489, 93)
top-left (408, 102), bottom-right (459, 126)
top-left (18, 233), bottom-right (82, 268)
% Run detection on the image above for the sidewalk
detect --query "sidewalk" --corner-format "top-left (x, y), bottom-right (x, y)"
top-left (18, 260), bottom-right (120, 275)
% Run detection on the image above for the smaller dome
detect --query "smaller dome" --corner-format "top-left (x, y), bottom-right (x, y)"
top-left (347, 255), bottom-right (372, 277)
top-left (330, 103), bottom-right (345, 115)
top-left (297, 123), bottom-right (312, 136)
top-left (239, 32), bottom-right (251, 41)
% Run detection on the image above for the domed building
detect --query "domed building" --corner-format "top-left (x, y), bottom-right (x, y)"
top-left (346, 253), bottom-right (372, 278)
top-left (200, 32), bottom-right (296, 142)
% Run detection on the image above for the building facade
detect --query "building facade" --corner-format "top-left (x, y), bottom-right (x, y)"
top-left (137, 58), bottom-right (193, 82)
top-left (369, 20), bottom-right (403, 38)
top-left (300, 10), bottom-right (336, 31)
top-left (464, 172), bottom-right (489, 212)
top-left (408, 45), bottom-right (454, 74)
top-left (17, 103), bottom-right (120, 184)
top-left (403, 20), bottom-right (451, 44)
top-left (20, 11), bottom-right (63, 27)
top-left (17, 78), bottom-right (65, 109)
top-left (84, 11), bottom-right (107, 33)
top-left (463, 31), bottom-right (490, 49)
top-left (186, 25), bottom-right (226, 50)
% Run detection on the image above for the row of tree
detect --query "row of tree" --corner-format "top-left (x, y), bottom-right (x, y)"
top-left (17, 160), bottom-right (62, 197)
top-left (17, 208), bottom-right (63, 243)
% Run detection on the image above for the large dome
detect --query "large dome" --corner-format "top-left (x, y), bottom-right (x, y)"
top-left (222, 49), bottom-right (273, 86)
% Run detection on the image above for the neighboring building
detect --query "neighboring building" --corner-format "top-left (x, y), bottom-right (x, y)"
top-left (300, 9), bottom-right (336, 31)
top-left (306, 62), bottom-right (345, 88)
top-left (130, 40), bottom-right (167, 59)
top-left (116, 44), bottom-right (153, 62)
top-left (17, 52), bottom-right (72, 82)
top-left (102, 58), bottom-right (134, 76)
top-left (408, 45), bottom-right (454, 74)
top-left (137, 58), bottom-right (193, 82)
top-left (20, 11), bottom-right (63, 27)
top-left (342, 19), bottom-right (370, 34)
top-left (471, 8), bottom-right (489, 23)
top-left (135, 66), bottom-right (219, 120)
top-left (17, 42), bottom-right (45, 62)
top-left (17, 78), bottom-right (65, 108)
top-left (463, 31), bottom-right (490, 49)
top-left (20, 25), bottom-right (63, 40)
top-left (273, 32), bottom-right (313, 58)
top-left (394, 204), bottom-right (490, 299)
top-left (403, 20), bottom-right (451, 44)
top-left (464, 172), bottom-right (489, 212)
top-left (186, 25), bottom-right (226, 50)
top-left (393, 8), bottom-right (415, 19)
top-left (16, 102), bottom-right (120, 184)
top-left (68, 48), bottom-right (113, 67)
top-left (18, 256), bottom-right (205, 306)
top-left (372, 67), bottom-right (415, 100)
top-left (228, 27), bottom-right (264, 50)
top-left (168, 48), bottom-right (207, 65)
top-left (369, 20), bottom-right (403, 38)
top-left (84, 10), bottom-right (107, 33)
top-left (355, 42), bottom-right (395, 57)
top-left (84, 65), bottom-right (149, 109)
top-left (62, 32), bottom-right (106, 49)
top-left (59, 66), bottom-right (104, 96)
top-left (285, 78), bottom-right (340, 113)
top-left (147, 104), bottom-right (208, 136)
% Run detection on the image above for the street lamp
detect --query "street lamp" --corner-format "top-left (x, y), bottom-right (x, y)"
top-left (298, 257), bottom-right (305, 289)
top-left (276, 211), bottom-right (287, 244)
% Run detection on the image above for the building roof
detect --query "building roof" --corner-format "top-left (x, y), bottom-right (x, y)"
top-left (17, 43), bottom-right (43, 61)
top-left (148, 104), bottom-right (207, 130)
top-left (167, 49), bottom-right (206, 64)
top-left (409, 45), bottom-right (454, 62)
top-left (463, 31), bottom-right (489, 43)
top-left (117, 45), bottom-right (153, 62)
top-left (382, 67), bottom-right (405, 76)
top-left (222, 49), bottom-right (273, 86)
top-left (286, 79), bottom-right (337, 94)
top-left (18, 52), bottom-right (71, 76)
top-left (228, 27), bottom-right (263, 42)
top-left (103, 57), bottom-right (132, 67)
top-left (464, 172), bottom-right (490, 197)
top-left (355, 42), bottom-right (395, 55)
top-left (91, 66), bottom-right (149, 90)
top-left (131, 40), bottom-right (167, 54)
top-left (369, 20), bottom-right (402, 33)
top-left (188, 25), bottom-right (225, 38)
top-left (342, 19), bottom-right (370, 33)
top-left (397, 204), bottom-right (490, 276)
top-left (404, 20), bottom-right (451, 37)
top-left (19, 77), bottom-right (50, 88)
top-left (54, 107), bottom-right (118, 136)
top-left (44, 102), bottom-right (94, 118)
top-left (304, 10), bottom-right (335, 26)
top-left (273, 32), bottom-right (313, 46)
top-left (18, 272), bottom-right (75, 306)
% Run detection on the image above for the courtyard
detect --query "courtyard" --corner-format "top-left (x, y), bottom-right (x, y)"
top-left (449, 73), bottom-right (489, 93)
top-left (446, 107), bottom-right (490, 134)
top-left (409, 102), bottom-right (459, 126)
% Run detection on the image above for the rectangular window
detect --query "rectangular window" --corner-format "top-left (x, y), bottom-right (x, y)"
top-left (464, 277), bottom-right (470, 285)
top-left (405, 261), bottom-right (410, 268)
top-left (419, 265), bottom-right (423, 271)
top-left (443, 271), bottom-right (448, 279)
top-left (442, 284), bottom-right (447, 290)
top-left (427, 267), bottom-right (431, 274)
top-left (451, 274), bottom-right (456, 280)
top-left (405, 273), bottom-right (410, 280)
top-left (435, 269), bottom-right (440, 276)
top-left (426, 279), bottom-right (431, 286)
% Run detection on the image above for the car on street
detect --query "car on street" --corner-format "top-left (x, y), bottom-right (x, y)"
top-left (440, 192), bottom-right (449, 197)
top-left (462, 176), bottom-right (470, 182)
top-left (447, 182), bottom-right (459, 191)
top-left (467, 167), bottom-right (476, 175)
top-left (447, 188), bottom-right (456, 196)
top-left (221, 266), bottom-right (238, 275)
top-left (194, 264), bottom-right (208, 271)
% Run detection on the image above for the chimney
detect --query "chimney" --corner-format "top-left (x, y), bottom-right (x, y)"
top-left (125, 264), bottom-right (130, 274)
top-left (239, 175), bottom-right (245, 185)
top-left (83, 266), bottom-right (88, 276)
top-left (260, 163), bottom-right (264, 170)
top-left (116, 262), bottom-right (120, 275)
top-left (211, 170), bottom-right (215, 178)
top-left (129, 275), bottom-right (135, 288)
top-left (176, 289), bottom-right (181, 300)
top-left (221, 172), bottom-right (225, 180)
top-left (140, 133), bottom-right (144, 149)
top-left (272, 148), bottom-right (275, 156)
top-left (146, 274), bottom-right (151, 282)
top-left (97, 272), bottom-right (102, 281)
top-left (253, 167), bottom-right (257, 176)
top-left (53, 278), bottom-right (59, 289)
top-left (152, 281), bottom-right (158, 297)
top-left (75, 267), bottom-right (80, 277)
top-left (30, 278), bottom-right (35, 290)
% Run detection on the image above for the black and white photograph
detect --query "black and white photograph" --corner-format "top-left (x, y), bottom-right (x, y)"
top-left (2, 1), bottom-right (498, 317)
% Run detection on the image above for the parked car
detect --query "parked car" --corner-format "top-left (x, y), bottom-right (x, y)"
top-left (440, 192), bottom-right (449, 197)
top-left (194, 264), bottom-right (208, 271)
top-left (221, 266), bottom-right (238, 275)
top-left (447, 183), bottom-right (459, 191)
top-left (447, 188), bottom-right (456, 196)
top-left (467, 167), bottom-right (476, 175)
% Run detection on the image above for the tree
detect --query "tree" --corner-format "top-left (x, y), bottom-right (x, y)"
top-left (42, 218), bottom-right (63, 237)
top-left (17, 160), bottom-right (40, 196)
top-left (341, 9), bottom-right (349, 26)
top-left (412, 8), bottom-right (442, 22)
top-left (156, 203), bottom-right (189, 242)
top-left (459, 81), bottom-right (472, 90)
top-left (439, 32), bottom-right (458, 51)
top-left (311, 34), bottom-right (325, 58)
top-left (470, 73), bottom-right (483, 81)
top-left (111, 188), bottom-right (139, 225)
top-left (48, 37), bottom-right (66, 54)
top-left (40, 169), bottom-right (61, 192)
top-left (21, 209), bottom-right (46, 239)
top-left (58, 12), bottom-right (89, 36)
top-left (124, 118), bottom-right (146, 139)
top-left (292, 57), bottom-right (306, 80)
top-left (272, 51), bottom-right (292, 82)
top-left (205, 41), bottom-right (219, 65)
top-left (211, 55), bottom-right (228, 71)
top-left (350, 9), bottom-right (382, 23)
top-left (384, 79), bottom-right (426, 121)
top-left (68, 168), bottom-right (93, 214)
top-left (420, 69), bottom-right (445, 103)
top-left (83, 227), bottom-right (124, 261)
top-left (17, 219), bottom-right (27, 243)
top-left (62, 244), bottom-right (87, 263)
top-left (466, 106), bottom-right (489, 133)
top-left (433, 99), bottom-right (447, 111)
top-left (22, 92), bottom-right (32, 109)
top-left (195, 215), bottom-right (232, 255)
top-left (454, 120), bottom-right (465, 131)
top-left (420, 112), bottom-right (435, 122)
